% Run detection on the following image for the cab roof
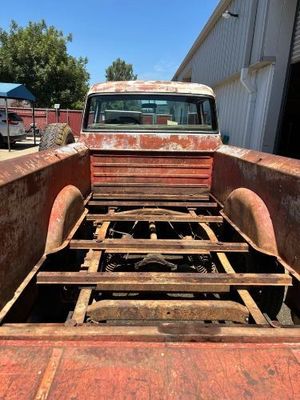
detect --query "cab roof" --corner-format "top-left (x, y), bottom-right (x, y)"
top-left (88, 80), bottom-right (215, 97)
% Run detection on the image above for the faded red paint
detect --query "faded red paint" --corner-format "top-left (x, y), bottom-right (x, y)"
top-left (0, 81), bottom-right (300, 397)
top-left (0, 143), bottom-right (90, 309)
top-left (45, 185), bottom-right (84, 253)
top-left (212, 145), bottom-right (300, 273)
top-left (223, 188), bottom-right (278, 255)
top-left (0, 339), bottom-right (299, 399)
top-left (79, 132), bottom-right (221, 152)
top-left (90, 151), bottom-right (213, 190)
top-left (8, 107), bottom-right (83, 136)
top-left (88, 80), bottom-right (215, 97)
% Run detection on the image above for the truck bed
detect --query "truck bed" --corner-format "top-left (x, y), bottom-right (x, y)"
top-left (0, 188), bottom-right (294, 327)
top-left (0, 141), bottom-right (299, 398)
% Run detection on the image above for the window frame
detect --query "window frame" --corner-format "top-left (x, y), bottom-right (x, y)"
top-left (83, 93), bottom-right (219, 134)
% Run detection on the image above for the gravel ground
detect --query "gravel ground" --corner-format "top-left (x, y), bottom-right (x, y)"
top-left (278, 303), bottom-right (294, 325)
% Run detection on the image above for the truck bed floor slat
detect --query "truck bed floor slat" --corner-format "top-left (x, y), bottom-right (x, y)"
top-left (69, 239), bottom-right (248, 253)
top-left (36, 272), bottom-right (291, 289)
top-left (86, 214), bottom-right (223, 223)
top-left (88, 200), bottom-right (218, 207)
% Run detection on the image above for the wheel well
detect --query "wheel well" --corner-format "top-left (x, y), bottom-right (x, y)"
top-left (45, 185), bottom-right (84, 253)
top-left (223, 187), bottom-right (278, 256)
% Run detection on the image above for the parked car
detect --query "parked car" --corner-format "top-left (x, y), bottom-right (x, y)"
top-left (0, 109), bottom-right (26, 146)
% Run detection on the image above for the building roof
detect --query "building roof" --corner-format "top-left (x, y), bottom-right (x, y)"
top-left (88, 80), bottom-right (215, 97)
top-left (0, 83), bottom-right (36, 101)
top-left (173, 0), bottom-right (231, 80)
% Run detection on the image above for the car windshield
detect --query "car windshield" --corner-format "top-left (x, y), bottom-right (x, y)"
top-left (84, 94), bottom-right (217, 132)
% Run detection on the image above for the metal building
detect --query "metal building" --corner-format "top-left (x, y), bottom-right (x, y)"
top-left (173, 0), bottom-right (300, 157)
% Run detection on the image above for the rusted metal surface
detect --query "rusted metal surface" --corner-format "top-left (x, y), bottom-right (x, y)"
top-left (71, 212), bottom-right (113, 325)
top-left (223, 188), bottom-right (278, 256)
top-left (197, 219), bottom-right (268, 325)
top-left (92, 192), bottom-right (210, 200)
top-left (212, 145), bottom-right (300, 316)
top-left (0, 80), bottom-right (299, 397)
top-left (86, 299), bottom-right (249, 323)
top-left (33, 347), bottom-right (63, 400)
top-left (80, 133), bottom-right (221, 152)
top-left (68, 238), bottom-right (249, 253)
top-left (0, 339), bottom-right (299, 399)
top-left (88, 80), bottom-right (215, 97)
top-left (2, 324), bottom-right (300, 342)
top-left (212, 145), bottom-right (300, 272)
top-left (36, 271), bottom-right (291, 289)
top-left (88, 200), bottom-right (218, 207)
top-left (0, 143), bottom-right (90, 309)
top-left (45, 185), bottom-right (84, 252)
top-left (86, 213), bottom-right (223, 223)
top-left (0, 257), bottom-right (46, 325)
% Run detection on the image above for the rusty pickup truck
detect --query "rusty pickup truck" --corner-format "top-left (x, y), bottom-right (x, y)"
top-left (0, 81), bottom-right (299, 399)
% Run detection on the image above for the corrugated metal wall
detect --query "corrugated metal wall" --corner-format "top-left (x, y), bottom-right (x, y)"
top-left (181, 0), bottom-right (253, 87)
top-left (213, 64), bottom-right (274, 149)
top-left (175, 0), bottom-right (298, 152)
top-left (214, 79), bottom-right (248, 147)
top-left (291, 5), bottom-right (300, 63)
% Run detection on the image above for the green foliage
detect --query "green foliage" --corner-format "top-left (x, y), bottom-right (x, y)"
top-left (0, 20), bottom-right (89, 109)
top-left (105, 58), bottom-right (137, 81)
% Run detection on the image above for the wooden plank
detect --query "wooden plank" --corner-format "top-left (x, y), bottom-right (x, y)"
top-left (196, 218), bottom-right (269, 325)
top-left (86, 214), bottom-right (223, 223)
top-left (88, 201), bottom-right (218, 208)
top-left (37, 271), bottom-right (228, 292)
top-left (36, 272), bottom-right (292, 288)
top-left (86, 300), bottom-right (249, 323)
top-left (69, 239), bottom-right (249, 253)
top-left (71, 217), bottom-right (112, 325)
top-left (1, 324), bottom-right (300, 342)
top-left (92, 193), bottom-right (210, 200)
top-left (33, 348), bottom-right (63, 400)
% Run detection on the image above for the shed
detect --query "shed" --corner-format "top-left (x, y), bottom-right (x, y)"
top-left (0, 83), bottom-right (36, 151)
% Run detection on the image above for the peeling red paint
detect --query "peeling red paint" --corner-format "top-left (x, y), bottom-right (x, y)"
top-left (88, 80), bottom-right (215, 97)
top-left (79, 132), bottom-right (221, 152)
top-left (0, 143), bottom-right (90, 309)
top-left (212, 145), bottom-right (300, 273)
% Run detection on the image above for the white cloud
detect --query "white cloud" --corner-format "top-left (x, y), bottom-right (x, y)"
top-left (139, 59), bottom-right (178, 81)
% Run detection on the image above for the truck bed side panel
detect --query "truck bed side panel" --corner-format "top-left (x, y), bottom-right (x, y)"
top-left (212, 145), bottom-right (300, 273)
top-left (0, 143), bottom-right (90, 309)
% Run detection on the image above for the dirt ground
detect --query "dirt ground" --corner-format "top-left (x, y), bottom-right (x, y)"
top-left (0, 137), bottom-right (39, 161)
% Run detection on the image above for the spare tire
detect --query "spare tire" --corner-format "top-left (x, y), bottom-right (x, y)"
top-left (39, 123), bottom-right (75, 151)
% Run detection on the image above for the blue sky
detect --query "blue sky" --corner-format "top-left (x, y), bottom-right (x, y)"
top-left (1, 0), bottom-right (219, 84)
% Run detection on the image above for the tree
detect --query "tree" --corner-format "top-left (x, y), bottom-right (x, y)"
top-left (105, 58), bottom-right (137, 81)
top-left (0, 20), bottom-right (89, 109)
